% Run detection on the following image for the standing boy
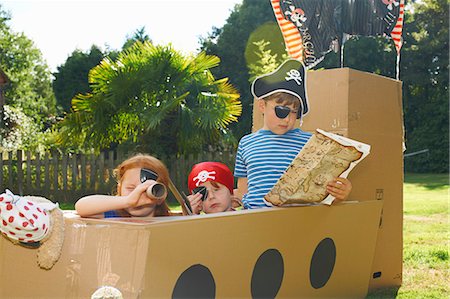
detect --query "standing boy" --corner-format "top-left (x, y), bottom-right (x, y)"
top-left (234, 59), bottom-right (352, 209)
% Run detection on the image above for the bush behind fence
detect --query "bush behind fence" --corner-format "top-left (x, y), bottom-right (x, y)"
top-left (0, 150), bottom-right (236, 205)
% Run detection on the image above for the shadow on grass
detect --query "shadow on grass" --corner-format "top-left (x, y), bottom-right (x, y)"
top-left (404, 173), bottom-right (449, 190)
top-left (366, 287), bottom-right (400, 299)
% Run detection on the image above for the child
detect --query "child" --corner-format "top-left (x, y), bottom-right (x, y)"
top-left (186, 162), bottom-right (238, 214)
top-left (75, 154), bottom-right (171, 218)
top-left (234, 59), bottom-right (352, 209)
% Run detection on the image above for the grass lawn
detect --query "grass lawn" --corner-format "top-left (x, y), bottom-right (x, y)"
top-left (368, 173), bottom-right (449, 298)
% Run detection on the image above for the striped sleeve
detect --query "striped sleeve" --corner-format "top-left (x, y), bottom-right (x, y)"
top-left (235, 129), bottom-right (312, 209)
top-left (234, 138), bottom-right (247, 178)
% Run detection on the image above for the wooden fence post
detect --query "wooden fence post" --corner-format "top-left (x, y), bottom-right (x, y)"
top-left (71, 153), bottom-right (77, 191)
top-left (44, 152), bottom-right (50, 197)
top-left (7, 151), bottom-right (13, 189)
top-left (62, 153), bottom-right (68, 191)
top-left (52, 151), bottom-right (58, 194)
top-left (36, 153), bottom-right (41, 191)
top-left (0, 152), bottom-right (3, 191)
top-left (26, 151), bottom-right (31, 194)
top-left (17, 150), bottom-right (23, 195)
top-left (81, 154), bottom-right (86, 191)
top-left (99, 152), bottom-right (105, 188)
top-left (89, 154), bottom-right (96, 190)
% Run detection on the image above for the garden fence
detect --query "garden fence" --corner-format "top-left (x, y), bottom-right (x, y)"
top-left (0, 150), bottom-right (236, 205)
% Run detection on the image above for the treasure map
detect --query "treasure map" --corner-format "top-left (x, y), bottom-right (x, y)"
top-left (264, 129), bottom-right (370, 206)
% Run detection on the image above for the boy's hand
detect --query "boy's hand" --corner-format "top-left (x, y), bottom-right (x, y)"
top-left (187, 193), bottom-right (203, 215)
top-left (326, 177), bottom-right (352, 202)
top-left (231, 193), bottom-right (243, 208)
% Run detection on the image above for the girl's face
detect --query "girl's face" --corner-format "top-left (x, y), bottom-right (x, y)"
top-left (119, 167), bottom-right (158, 217)
top-left (200, 181), bottom-right (232, 214)
top-left (259, 99), bottom-right (299, 135)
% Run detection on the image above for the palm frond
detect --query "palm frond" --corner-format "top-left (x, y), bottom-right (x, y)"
top-left (59, 41), bottom-right (242, 154)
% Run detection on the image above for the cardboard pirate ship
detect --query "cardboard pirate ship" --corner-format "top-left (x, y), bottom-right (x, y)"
top-left (0, 68), bottom-right (403, 298)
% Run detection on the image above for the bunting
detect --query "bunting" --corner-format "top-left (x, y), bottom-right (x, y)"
top-left (270, 0), bottom-right (304, 61)
top-left (390, 0), bottom-right (405, 53)
top-left (270, 0), bottom-right (406, 72)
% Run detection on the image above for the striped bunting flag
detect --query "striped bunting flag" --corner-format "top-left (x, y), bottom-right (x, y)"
top-left (390, 0), bottom-right (405, 53)
top-left (270, 0), bottom-right (304, 61)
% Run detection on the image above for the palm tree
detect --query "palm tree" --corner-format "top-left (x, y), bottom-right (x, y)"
top-left (57, 41), bottom-right (242, 156)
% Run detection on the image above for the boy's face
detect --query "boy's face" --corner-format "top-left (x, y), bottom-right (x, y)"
top-left (259, 98), bottom-right (299, 135)
top-left (200, 181), bottom-right (232, 214)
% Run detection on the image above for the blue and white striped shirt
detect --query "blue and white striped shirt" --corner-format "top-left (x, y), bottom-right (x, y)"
top-left (234, 128), bottom-right (312, 209)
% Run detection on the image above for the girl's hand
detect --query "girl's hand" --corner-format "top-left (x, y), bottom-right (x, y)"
top-left (187, 193), bottom-right (203, 215)
top-left (125, 181), bottom-right (157, 208)
top-left (326, 177), bottom-right (352, 202)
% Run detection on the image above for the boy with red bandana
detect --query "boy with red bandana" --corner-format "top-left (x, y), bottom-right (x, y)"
top-left (186, 162), bottom-right (238, 214)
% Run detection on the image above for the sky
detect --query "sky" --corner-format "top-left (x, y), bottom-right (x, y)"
top-left (1, 0), bottom-right (242, 72)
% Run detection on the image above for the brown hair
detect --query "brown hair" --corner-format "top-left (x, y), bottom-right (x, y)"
top-left (114, 154), bottom-right (171, 216)
top-left (263, 92), bottom-right (301, 110)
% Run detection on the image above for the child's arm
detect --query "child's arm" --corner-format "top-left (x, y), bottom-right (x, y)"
top-left (326, 177), bottom-right (352, 202)
top-left (75, 181), bottom-right (154, 217)
top-left (234, 177), bottom-right (248, 200)
top-left (75, 195), bottom-right (128, 218)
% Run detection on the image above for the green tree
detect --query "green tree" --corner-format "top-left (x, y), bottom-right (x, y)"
top-left (57, 41), bottom-right (242, 156)
top-left (122, 26), bottom-right (152, 50)
top-left (0, 10), bottom-right (56, 121)
top-left (0, 105), bottom-right (51, 152)
top-left (53, 27), bottom-right (150, 113)
top-left (200, 0), bottom-right (276, 139)
top-left (0, 4), bottom-right (56, 150)
top-left (52, 46), bottom-right (105, 113)
top-left (248, 39), bottom-right (288, 82)
top-left (401, 0), bottom-right (449, 173)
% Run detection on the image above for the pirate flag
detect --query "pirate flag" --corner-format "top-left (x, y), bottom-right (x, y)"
top-left (271, 0), bottom-right (405, 69)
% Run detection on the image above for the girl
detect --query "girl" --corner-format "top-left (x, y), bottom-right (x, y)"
top-left (186, 162), bottom-right (239, 214)
top-left (75, 154), bottom-right (171, 218)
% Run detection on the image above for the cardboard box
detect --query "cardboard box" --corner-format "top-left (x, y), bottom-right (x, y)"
top-left (0, 68), bottom-right (400, 297)
top-left (253, 68), bottom-right (403, 290)
top-left (1, 202), bottom-right (382, 298)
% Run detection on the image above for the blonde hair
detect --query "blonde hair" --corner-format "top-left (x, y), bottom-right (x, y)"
top-left (114, 154), bottom-right (171, 216)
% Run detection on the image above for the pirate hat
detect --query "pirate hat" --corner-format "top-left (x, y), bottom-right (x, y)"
top-left (188, 162), bottom-right (234, 194)
top-left (251, 59), bottom-right (309, 117)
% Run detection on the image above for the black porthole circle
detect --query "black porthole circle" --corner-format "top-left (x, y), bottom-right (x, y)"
top-left (251, 248), bottom-right (284, 299)
top-left (309, 238), bottom-right (336, 289)
top-left (172, 264), bottom-right (216, 299)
